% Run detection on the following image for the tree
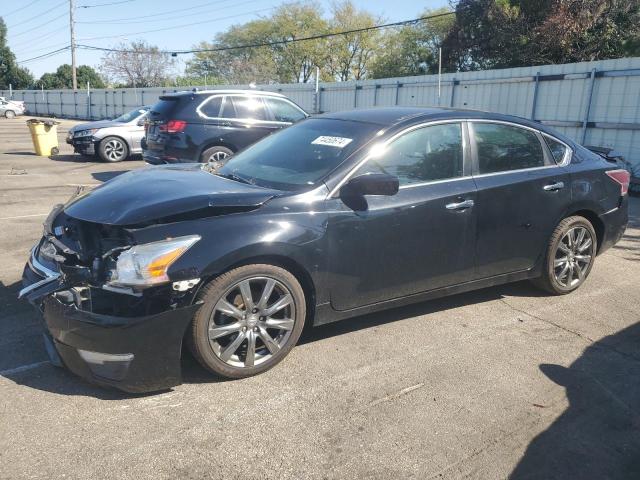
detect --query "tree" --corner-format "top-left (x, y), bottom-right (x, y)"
top-left (186, 1), bottom-right (327, 84)
top-left (0, 17), bottom-right (34, 89)
top-left (38, 64), bottom-right (105, 89)
top-left (100, 40), bottom-right (177, 87)
top-left (442, 0), bottom-right (640, 71)
top-left (370, 7), bottom-right (454, 79)
top-left (323, 1), bottom-right (381, 81)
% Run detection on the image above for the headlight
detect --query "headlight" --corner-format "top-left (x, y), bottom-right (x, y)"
top-left (108, 235), bottom-right (200, 288)
top-left (75, 128), bottom-right (98, 137)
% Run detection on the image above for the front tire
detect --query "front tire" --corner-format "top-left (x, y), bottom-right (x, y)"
top-left (533, 216), bottom-right (597, 295)
top-left (5, 110), bottom-right (15, 119)
top-left (98, 136), bottom-right (129, 162)
top-left (189, 264), bottom-right (306, 379)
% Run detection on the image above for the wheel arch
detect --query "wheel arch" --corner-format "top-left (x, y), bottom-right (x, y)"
top-left (565, 209), bottom-right (605, 254)
top-left (193, 254), bottom-right (317, 325)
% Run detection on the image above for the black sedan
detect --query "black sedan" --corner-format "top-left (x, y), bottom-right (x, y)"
top-left (20, 107), bottom-right (629, 393)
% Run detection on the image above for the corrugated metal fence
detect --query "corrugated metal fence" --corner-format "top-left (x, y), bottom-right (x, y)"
top-left (2, 57), bottom-right (640, 168)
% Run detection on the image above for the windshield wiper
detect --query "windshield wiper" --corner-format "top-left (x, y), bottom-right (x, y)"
top-left (216, 172), bottom-right (253, 185)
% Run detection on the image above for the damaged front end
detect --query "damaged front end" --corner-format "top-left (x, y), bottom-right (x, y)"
top-left (20, 203), bottom-right (203, 393)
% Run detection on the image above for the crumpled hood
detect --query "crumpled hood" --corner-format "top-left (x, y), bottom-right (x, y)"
top-left (69, 119), bottom-right (125, 133)
top-left (64, 164), bottom-right (280, 226)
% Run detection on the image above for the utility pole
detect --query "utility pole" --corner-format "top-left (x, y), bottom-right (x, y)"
top-left (69, 0), bottom-right (77, 90)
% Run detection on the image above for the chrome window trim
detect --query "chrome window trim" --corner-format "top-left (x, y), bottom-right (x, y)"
top-left (398, 175), bottom-right (474, 190)
top-left (328, 119), bottom-right (466, 198)
top-left (196, 93), bottom-right (298, 125)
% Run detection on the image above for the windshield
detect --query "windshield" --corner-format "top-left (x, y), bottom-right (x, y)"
top-left (114, 107), bottom-right (148, 123)
top-left (218, 118), bottom-right (380, 191)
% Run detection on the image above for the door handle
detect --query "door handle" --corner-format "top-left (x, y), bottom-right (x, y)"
top-left (446, 199), bottom-right (475, 210)
top-left (543, 181), bottom-right (565, 191)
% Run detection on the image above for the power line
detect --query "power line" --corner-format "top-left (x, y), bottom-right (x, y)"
top-left (8, 12), bottom-right (68, 39)
top-left (0, 0), bottom-right (45, 18)
top-left (6, 0), bottom-right (68, 30)
top-left (76, 0), bottom-right (261, 25)
top-left (79, 9), bottom-right (457, 56)
top-left (77, 6), bottom-right (276, 41)
top-left (17, 46), bottom-right (70, 64)
top-left (76, 0), bottom-right (235, 24)
top-left (78, 0), bottom-right (135, 8)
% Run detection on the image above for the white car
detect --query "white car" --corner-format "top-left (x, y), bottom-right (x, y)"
top-left (0, 98), bottom-right (26, 118)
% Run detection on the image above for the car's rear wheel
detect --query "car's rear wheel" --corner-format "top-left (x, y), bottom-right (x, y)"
top-left (5, 110), bottom-right (15, 119)
top-left (99, 136), bottom-right (128, 162)
top-left (533, 216), bottom-right (597, 294)
top-left (200, 146), bottom-right (233, 170)
top-left (188, 264), bottom-right (306, 379)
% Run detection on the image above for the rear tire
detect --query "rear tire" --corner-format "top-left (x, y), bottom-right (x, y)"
top-left (5, 110), bottom-right (15, 119)
top-left (188, 264), bottom-right (306, 379)
top-left (200, 146), bottom-right (233, 170)
top-left (98, 136), bottom-right (129, 162)
top-left (532, 216), bottom-right (597, 295)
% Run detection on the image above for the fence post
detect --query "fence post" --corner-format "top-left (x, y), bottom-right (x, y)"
top-left (581, 68), bottom-right (597, 144)
top-left (450, 78), bottom-right (457, 107)
top-left (74, 91), bottom-right (78, 118)
top-left (59, 91), bottom-right (63, 117)
top-left (373, 84), bottom-right (379, 106)
top-left (33, 92), bottom-right (38, 115)
top-left (394, 81), bottom-right (401, 105)
top-left (46, 91), bottom-right (50, 116)
top-left (141, 90), bottom-right (145, 106)
top-left (353, 83), bottom-right (358, 108)
top-left (530, 72), bottom-right (540, 120)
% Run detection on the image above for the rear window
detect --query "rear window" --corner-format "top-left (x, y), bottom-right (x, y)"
top-left (149, 97), bottom-right (181, 118)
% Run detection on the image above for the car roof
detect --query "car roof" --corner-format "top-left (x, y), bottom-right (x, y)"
top-left (318, 107), bottom-right (574, 144)
top-left (161, 89), bottom-right (287, 98)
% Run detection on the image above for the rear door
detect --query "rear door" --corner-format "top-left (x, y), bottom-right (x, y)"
top-left (203, 95), bottom-right (281, 152)
top-left (469, 121), bottom-right (572, 278)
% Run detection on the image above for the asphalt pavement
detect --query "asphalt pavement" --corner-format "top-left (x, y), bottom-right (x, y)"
top-left (1, 115), bottom-right (639, 479)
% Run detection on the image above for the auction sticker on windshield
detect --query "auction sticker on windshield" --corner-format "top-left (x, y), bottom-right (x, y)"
top-left (311, 136), bottom-right (353, 148)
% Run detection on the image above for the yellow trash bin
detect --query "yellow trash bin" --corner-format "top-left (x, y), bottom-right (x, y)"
top-left (26, 119), bottom-right (61, 157)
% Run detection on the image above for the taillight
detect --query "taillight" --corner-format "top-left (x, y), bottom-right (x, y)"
top-left (605, 169), bottom-right (630, 196)
top-left (159, 120), bottom-right (187, 134)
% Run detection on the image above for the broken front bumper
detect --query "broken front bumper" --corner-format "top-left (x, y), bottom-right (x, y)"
top-left (20, 245), bottom-right (202, 393)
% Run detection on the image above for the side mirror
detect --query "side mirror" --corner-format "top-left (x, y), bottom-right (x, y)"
top-left (341, 173), bottom-right (399, 197)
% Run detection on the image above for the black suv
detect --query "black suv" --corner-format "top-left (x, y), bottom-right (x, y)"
top-left (143, 89), bottom-right (308, 165)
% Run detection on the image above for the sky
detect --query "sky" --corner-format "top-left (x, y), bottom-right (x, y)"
top-left (1, 0), bottom-right (449, 78)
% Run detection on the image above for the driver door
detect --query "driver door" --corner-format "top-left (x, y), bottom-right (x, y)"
top-left (326, 122), bottom-right (478, 311)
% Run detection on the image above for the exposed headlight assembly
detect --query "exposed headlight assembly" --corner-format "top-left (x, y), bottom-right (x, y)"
top-left (108, 235), bottom-right (200, 288)
top-left (75, 128), bottom-right (98, 137)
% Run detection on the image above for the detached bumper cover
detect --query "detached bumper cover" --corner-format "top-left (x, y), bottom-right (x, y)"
top-left (42, 296), bottom-right (201, 393)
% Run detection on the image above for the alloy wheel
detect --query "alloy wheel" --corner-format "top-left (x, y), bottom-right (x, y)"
top-left (208, 150), bottom-right (229, 162)
top-left (208, 276), bottom-right (296, 368)
top-left (553, 226), bottom-right (594, 288)
top-left (104, 139), bottom-right (125, 161)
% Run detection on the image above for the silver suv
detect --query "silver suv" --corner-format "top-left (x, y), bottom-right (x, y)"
top-left (66, 107), bottom-right (150, 162)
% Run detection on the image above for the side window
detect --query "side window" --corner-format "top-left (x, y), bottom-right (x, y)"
top-left (228, 95), bottom-right (267, 121)
top-left (473, 123), bottom-right (546, 174)
top-left (264, 97), bottom-right (306, 123)
top-left (199, 96), bottom-right (222, 118)
top-left (544, 135), bottom-right (569, 164)
top-left (354, 123), bottom-right (464, 186)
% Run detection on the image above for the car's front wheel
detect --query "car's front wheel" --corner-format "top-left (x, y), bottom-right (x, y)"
top-left (533, 216), bottom-right (597, 294)
top-left (189, 264), bottom-right (306, 379)
top-left (98, 136), bottom-right (129, 162)
top-left (5, 110), bottom-right (15, 119)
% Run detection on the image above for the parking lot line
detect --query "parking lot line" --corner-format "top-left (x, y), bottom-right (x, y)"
top-left (0, 213), bottom-right (48, 221)
top-left (0, 360), bottom-right (50, 377)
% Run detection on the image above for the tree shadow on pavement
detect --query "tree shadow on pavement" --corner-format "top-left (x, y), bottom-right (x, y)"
top-left (510, 321), bottom-right (640, 479)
